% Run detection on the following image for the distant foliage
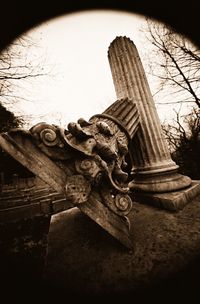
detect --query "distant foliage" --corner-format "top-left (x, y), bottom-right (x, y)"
top-left (0, 103), bottom-right (23, 132)
top-left (0, 35), bottom-right (46, 182)
top-left (0, 103), bottom-right (33, 182)
top-left (162, 108), bottom-right (200, 179)
top-left (145, 20), bottom-right (200, 179)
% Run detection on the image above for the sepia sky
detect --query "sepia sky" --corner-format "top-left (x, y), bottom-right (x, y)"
top-left (6, 10), bottom-right (192, 128)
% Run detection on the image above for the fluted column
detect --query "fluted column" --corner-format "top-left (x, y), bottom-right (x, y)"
top-left (108, 36), bottom-right (191, 193)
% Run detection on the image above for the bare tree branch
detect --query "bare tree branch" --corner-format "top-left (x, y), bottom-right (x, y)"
top-left (0, 35), bottom-right (47, 110)
top-left (144, 20), bottom-right (200, 108)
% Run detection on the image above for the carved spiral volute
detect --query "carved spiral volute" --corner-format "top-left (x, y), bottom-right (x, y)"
top-left (115, 194), bottom-right (132, 215)
top-left (101, 188), bottom-right (132, 216)
top-left (75, 158), bottom-right (103, 182)
top-left (40, 128), bottom-right (59, 146)
top-left (78, 159), bottom-right (94, 172)
top-left (30, 123), bottom-right (60, 147)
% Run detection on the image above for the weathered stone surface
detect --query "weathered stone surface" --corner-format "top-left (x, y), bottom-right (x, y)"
top-left (0, 98), bottom-right (139, 248)
top-left (43, 194), bottom-right (200, 301)
top-left (133, 181), bottom-right (200, 211)
top-left (108, 37), bottom-right (192, 194)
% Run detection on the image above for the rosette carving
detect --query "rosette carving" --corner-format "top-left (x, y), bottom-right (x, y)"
top-left (75, 158), bottom-right (102, 181)
top-left (65, 175), bottom-right (91, 204)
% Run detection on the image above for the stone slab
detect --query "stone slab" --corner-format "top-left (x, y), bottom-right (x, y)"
top-left (133, 181), bottom-right (200, 211)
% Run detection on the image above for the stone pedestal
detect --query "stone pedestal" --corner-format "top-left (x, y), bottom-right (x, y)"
top-left (108, 36), bottom-right (200, 210)
top-left (133, 181), bottom-right (200, 211)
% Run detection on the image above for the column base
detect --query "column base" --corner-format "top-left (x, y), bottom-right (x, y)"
top-left (129, 171), bottom-right (192, 193)
top-left (131, 181), bottom-right (200, 211)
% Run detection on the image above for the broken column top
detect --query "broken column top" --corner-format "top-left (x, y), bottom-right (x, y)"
top-left (108, 36), bottom-right (137, 52)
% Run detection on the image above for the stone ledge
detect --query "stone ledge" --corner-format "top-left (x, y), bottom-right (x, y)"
top-left (133, 180), bottom-right (200, 211)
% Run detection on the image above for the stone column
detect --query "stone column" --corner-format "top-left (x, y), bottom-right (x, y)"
top-left (108, 36), bottom-right (200, 210)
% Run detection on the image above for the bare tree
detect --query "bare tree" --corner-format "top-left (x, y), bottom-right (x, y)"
top-left (162, 108), bottom-right (199, 151)
top-left (0, 35), bottom-right (47, 181)
top-left (143, 20), bottom-right (200, 179)
top-left (162, 108), bottom-right (200, 178)
top-left (145, 20), bottom-right (200, 108)
top-left (0, 34), bottom-right (47, 113)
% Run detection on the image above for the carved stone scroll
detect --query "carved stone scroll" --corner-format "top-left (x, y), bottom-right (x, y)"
top-left (0, 98), bottom-right (140, 248)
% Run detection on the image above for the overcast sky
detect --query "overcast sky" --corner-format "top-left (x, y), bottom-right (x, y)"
top-left (6, 10), bottom-right (192, 128)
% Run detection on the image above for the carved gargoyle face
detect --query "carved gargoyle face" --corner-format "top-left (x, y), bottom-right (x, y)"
top-left (64, 116), bottom-right (130, 190)
top-left (30, 116), bottom-right (132, 217)
top-left (0, 98), bottom-right (138, 248)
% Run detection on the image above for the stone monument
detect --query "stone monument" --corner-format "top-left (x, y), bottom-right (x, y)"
top-left (1, 37), bottom-right (200, 296)
top-left (108, 36), bottom-right (200, 210)
top-left (0, 36), bottom-right (200, 261)
top-left (0, 98), bottom-right (140, 249)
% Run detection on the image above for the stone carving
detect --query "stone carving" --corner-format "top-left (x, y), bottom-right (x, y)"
top-left (101, 187), bottom-right (132, 217)
top-left (29, 98), bottom-right (139, 219)
top-left (1, 36), bottom-right (199, 270)
top-left (108, 36), bottom-right (191, 193)
top-left (65, 175), bottom-right (91, 204)
top-left (30, 123), bottom-right (71, 160)
top-left (0, 98), bottom-right (140, 248)
top-left (108, 36), bottom-right (200, 211)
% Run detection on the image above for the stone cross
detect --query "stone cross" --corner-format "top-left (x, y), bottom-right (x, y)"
top-left (108, 36), bottom-right (200, 210)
